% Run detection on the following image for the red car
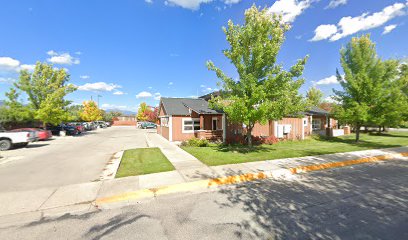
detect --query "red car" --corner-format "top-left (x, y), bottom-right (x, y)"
top-left (11, 128), bottom-right (52, 141)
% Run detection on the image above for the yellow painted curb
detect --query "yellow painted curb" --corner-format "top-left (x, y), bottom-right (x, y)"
top-left (94, 152), bottom-right (407, 206)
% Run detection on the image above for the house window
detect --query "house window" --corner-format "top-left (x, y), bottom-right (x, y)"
top-left (312, 119), bottom-right (321, 130)
top-left (212, 117), bottom-right (218, 130)
top-left (161, 117), bottom-right (169, 127)
top-left (303, 118), bottom-right (308, 127)
top-left (182, 118), bottom-right (200, 133)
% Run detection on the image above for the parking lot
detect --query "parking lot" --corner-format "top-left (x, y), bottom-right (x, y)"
top-left (0, 126), bottom-right (149, 192)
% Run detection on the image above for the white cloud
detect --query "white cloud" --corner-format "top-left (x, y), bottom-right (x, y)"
top-left (75, 51), bottom-right (82, 55)
top-left (310, 24), bottom-right (338, 41)
top-left (314, 75), bottom-right (340, 85)
top-left (136, 91), bottom-right (153, 98)
top-left (0, 57), bottom-right (20, 71)
top-left (383, 24), bottom-right (397, 34)
top-left (47, 50), bottom-right (58, 56)
top-left (0, 57), bottom-right (35, 72)
top-left (268, 0), bottom-right (314, 23)
top-left (165, 0), bottom-right (213, 10)
top-left (0, 77), bottom-right (15, 84)
top-left (47, 51), bottom-right (80, 65)
top-left (312, 2), bottom-right (408, 41)
top-left (77, 82), bottom-right (121, 92)
top-left (224, 0), bottom-right (241, 4)
top-left (101, 103), bottom-right (128, 110)
top-left (326, 0), bottom-right (347, 9)
top-left (154, 92), bottom-right (161, 100)
top-left (20, 64), bottom-right (35, 71)
top-left (200, 84), bottom-right (206, 88)
top-left (323, 96), bottom-right (338, 103)
top-left (80, 75), bottom-right (90, 79)
top-left (145, 0), bottom-right (153, 3)
top-left (113, 91), bottom-right (126, 95)
top-left (168, 81), bottom-right (173, 85)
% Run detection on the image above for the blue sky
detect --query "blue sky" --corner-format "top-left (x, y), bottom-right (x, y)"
top-left (0, 0), bottom-right (407, 112)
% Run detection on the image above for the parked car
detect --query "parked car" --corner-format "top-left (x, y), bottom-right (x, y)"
top-left (94, 121), bottom-right (107, 129)
top-left (137, 121), bottom-right (147, 128)
top-left (141, 122), bottom-right (157, 129)
top-left (11, 128), bottom-right (52, 141)
top-left (68, 122), bottom-right (85, 134)
top-left (48, 125), bottom-right (79, 136)
top-left (82, 122), bottom-right (95, 131)
top-left (0, 131), bottom-right (37, 151)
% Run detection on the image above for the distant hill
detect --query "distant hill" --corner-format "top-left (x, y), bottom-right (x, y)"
top-left (105, 108), bottom-right (136, 116)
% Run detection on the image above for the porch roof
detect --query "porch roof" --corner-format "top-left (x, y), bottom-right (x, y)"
top-left (160, 97), bottom-right (223, 116)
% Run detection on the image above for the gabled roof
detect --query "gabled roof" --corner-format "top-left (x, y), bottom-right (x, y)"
top-left (160, 98), bottom-right (223, 116)
top-left (306, 106), bottom-right (330, 116)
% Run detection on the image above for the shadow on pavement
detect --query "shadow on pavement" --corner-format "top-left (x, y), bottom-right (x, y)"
top-left (207, 160), bottom-right (408, 239)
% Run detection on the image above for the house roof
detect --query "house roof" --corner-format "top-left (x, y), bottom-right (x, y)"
top-left (306, 106), bottom-right (330, 116)
top-left (160, 98), bottom-right (223, 116)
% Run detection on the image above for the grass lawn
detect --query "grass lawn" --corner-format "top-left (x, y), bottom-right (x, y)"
top-left (182, 132), bottom-right (408, 166)
top-left (116, 148), bottom-right (175, 178)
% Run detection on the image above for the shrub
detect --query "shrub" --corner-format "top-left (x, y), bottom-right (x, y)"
top-left (182, 137), bottom-right (209, 147)
top-left (263, 135), bottom-right (279, 145)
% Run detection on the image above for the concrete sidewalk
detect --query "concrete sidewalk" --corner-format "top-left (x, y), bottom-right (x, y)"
top-left (145, 132), bottom-right (216, 182)
top-left (0, 146), bottom-right (407, 218)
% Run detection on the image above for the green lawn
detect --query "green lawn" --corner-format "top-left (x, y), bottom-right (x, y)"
top-left (116, 148), bottom-right (175, 178)
top-left (182, 132), bottom-right (408, 166)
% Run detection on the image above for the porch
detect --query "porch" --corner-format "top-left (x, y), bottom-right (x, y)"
top-left (186, 113), bottom-right (226, 141)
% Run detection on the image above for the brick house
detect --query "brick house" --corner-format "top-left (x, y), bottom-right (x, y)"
top-left (157, 97), bottom-right (339, 143)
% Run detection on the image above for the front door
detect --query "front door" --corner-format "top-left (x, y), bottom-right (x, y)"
top-left (212, 119), bottom-right (217, 130)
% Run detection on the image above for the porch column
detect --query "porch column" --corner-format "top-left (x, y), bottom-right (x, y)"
top-left (222, 114), bottom-right (226, 143)
top-left (200, 115), bottom-right (204, 130)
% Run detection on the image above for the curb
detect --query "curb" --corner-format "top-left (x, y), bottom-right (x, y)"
top-left (94, 151), bottom-right (408, 206)
top-left (100, 151), bottom-right (124, 180)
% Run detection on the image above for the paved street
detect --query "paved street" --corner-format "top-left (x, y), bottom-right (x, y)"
top-left (0, 127), bottom-right (147, 192)
top-left (0, 157), bottom-right (406, 240)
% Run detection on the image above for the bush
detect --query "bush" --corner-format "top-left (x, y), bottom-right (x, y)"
top-left (263, 135), bottom-right (279, 145)
top-left (181, 137), bottom-right (209, 147)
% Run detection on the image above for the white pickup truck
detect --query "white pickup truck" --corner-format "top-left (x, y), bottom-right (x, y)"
top-left (0, 131), bottom-right (37, 151)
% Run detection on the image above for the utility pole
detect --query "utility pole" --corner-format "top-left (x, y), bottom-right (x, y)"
top-left (97, 94), bottom-right (102, 107)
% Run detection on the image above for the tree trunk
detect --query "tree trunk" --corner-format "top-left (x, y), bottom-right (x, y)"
top-left (43, 122), bottom-right (47, 130)
top-left (382, 126), bottom-right (386, 132)
top-left (378, 125), bottom-right (382, 134)
top-left (246, 127), bottom-right (253, 147)
top-left (355, 124), bottom-right (360, 143)
top-left (364, 126), bottom-right (368, 132)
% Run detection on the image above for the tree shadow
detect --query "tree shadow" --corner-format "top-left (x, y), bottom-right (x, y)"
top-left (84, 214), bottom-right (149, 240)
top-left (206, 160), bottom-right (408, 239)
top-left (214, 144), bottom-right (272, 154)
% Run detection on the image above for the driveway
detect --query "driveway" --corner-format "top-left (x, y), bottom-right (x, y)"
top-left (0, 127), bottom-right (148, 192)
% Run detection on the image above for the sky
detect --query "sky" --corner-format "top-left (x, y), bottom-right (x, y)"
top-left (0, 0), bottom-right (407, 112)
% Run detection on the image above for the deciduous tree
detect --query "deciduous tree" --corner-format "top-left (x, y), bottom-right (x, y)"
top-left (306, 87), bottom-right (323, 107)
top-left (10, 62), bottom-right (76, 127)
top-left (80, 100), bottom-right (103, 122)
top-left (207, 5), bottom-right (308, 146)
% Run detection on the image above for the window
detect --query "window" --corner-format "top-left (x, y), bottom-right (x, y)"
top-left (303, 118), bottom-right (308, 127)
top-left (212, 118), bottom-right (218, 130)
top-left (312, 119), bottom-right (321, 130)
top-left (161, 117), bottom-right (169, 127)
top-left (182, 118), bottom-right (200, 133)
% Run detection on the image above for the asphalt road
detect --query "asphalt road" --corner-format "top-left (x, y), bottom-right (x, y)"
top-left (0, 127), bottom-right (148, 192)
top-left (0, 157), bottom-right (406, 240)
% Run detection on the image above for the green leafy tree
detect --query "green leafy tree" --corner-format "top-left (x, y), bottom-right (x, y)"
top-left (333, 35), bottom-right (399, 141)
top-left (11, 62), bottom-right (76, 127)
top-left (102, 111), bottom-right (122, 122)
top-left (0, 89), bottom-right (33, 125)
top-left (80, 101), bottom-right (103, 121)
top-left (66, 105), bottom-right (84, 122)
top-left (306, 87), bottom-right (324, 107)
top-left (207, 5), bottom-right (308, 146)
